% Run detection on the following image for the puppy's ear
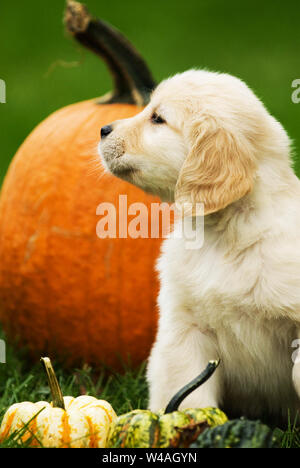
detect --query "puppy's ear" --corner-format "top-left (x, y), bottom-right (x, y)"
top-left (175, 118), bottom-right (256, 215)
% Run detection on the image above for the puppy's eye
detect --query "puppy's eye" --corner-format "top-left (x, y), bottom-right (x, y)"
top-left (151, 113), bottom-right (166, 124)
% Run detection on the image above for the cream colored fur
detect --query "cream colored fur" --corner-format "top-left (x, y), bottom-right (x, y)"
top-left (99, 70), bottom-right (300, 424)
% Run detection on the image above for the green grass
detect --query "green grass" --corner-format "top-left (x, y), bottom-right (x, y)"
top-left (278, 412), bottom-right (300, 449)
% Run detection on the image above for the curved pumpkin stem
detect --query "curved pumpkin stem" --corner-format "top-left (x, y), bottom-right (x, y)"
top-left (64, 0), bottom-right (156, 106)
top-left (164, 359), bottom-right (220, 414)
top-left (41, 357), bottom-right (65, 410)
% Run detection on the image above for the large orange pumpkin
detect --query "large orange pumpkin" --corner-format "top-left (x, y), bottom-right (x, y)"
top-left (0, 1), bottom-right (168, 369)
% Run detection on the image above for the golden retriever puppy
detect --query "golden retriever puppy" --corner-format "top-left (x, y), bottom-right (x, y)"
top-left (99, 70), bottom-right (300, 425)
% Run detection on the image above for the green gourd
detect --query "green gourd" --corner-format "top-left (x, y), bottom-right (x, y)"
top-left (108, 360), bottom-right (227, 448)
top-left (190, 418), bottom-right (281, 448)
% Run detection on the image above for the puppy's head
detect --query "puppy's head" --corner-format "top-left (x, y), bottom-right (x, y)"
top-left (99, 70), bottom-right (289, 215)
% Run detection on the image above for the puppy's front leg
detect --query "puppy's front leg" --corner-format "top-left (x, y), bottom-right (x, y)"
top-left (147, 322), bottom-right (221, 411)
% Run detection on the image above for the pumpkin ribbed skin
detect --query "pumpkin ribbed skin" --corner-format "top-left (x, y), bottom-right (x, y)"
top-left (0, 100), bottom-right (166, 369)
top-left (108, 407), bottom-right (227, 448)
top-left (0, 395), bottom-right (117, 448)
top-left (190, 419), bottom-right (280, 448)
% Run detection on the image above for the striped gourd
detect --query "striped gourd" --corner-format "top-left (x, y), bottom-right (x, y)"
top-left (0, 358), bottom-right (116, 447)
top-left (108, 360), bottom-right (227, 448)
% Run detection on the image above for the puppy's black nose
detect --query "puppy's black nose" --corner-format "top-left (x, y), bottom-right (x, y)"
top-left (101, 125), bottom-right (113, 139)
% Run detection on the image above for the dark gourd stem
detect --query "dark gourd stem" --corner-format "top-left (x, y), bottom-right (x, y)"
top-left (164, 359), bottom-right (220, 414)
top-left (41, 357), bottom-right (65, 410)
top-left (64, 0), bottom-right (156, 106)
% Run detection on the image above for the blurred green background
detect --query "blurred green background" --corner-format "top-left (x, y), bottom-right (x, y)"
top-left (0, 0), bottom-right (299, 183)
